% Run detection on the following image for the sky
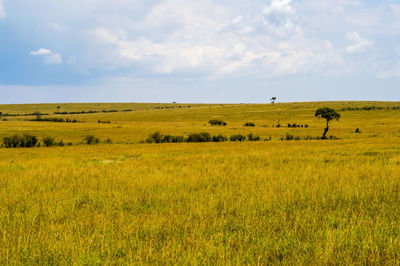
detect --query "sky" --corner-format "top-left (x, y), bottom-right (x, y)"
top-left (0, 0), bottom-right (400, 103)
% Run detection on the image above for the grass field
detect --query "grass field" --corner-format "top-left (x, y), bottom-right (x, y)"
top-left (1, 101), bottom-right (400, 264)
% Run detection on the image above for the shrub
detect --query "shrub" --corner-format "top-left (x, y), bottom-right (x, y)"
top-left (161, 135), bottom-right (174, 143)
top-left (187, 132), bottom-right (212, 142)
top-left (285, 133), bottom-right (294, 140)
top-left (105, 138), bottom-right (113, 144)
top-left (244, 122), bottom-right (255, 127)
top-left (146, 132), bottom-right (163, 143)
top-left (43, 137), bottom-right (55, 147)
top-left (355, 128), bottom-right (361, 133)
top-left (3, 135), bottom-right (21, 148)
top-left (230, 134), bottom-right (246, 142)
top-left (21, 134), bottom-right (38, 147)
top-left (212, 135), bottom-right (228, 142)
top-left (3, 134), bottom-right (38, 148)
top-left (146, 132), bottom-right (185, 143)
top-left (209, 120), bottom-right (227, 126)
top-left (84, 135), bottom-right (100, 145)
top-left (172, 136), bottom-right (185, 143)
top-left (247, 133), bottom-right (260, 141)
top-left (58, 140), bottom-right (65, 147)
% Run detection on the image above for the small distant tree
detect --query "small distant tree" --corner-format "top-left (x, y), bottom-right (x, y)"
top-left (57, 106), bottom-right (61, 111)
top-left (315, 107), bottom-right (341, 139)
top-left (43, 137), bottom-right (55, 147)
top-left (146, 132), bottom-right (163, 143)
top-left (270, 97), bottom-right (277, 105)
top-left (84, 135), bottom-right (100, 145)
top-left (34, 111), bottom-right (42, 120)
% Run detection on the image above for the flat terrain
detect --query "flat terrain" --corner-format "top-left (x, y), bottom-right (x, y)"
top-left (0, 102), bottom-right (400, 264)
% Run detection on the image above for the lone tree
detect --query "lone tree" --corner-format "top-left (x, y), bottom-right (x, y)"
top-left (34, 111), bottom-right (42, 120)
top-left (315, 107), bottom-right (340, 139)
top-left (270, 97), bottom-right (277, 105)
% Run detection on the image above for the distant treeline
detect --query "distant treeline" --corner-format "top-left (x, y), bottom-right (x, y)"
top-left (281, 133), bottom-right (334, 141)
top-left (0, 105), bottom-right (198, 117)
top-left (27, 118), bottom-right (83, 123)
top-left (1, 134), bottom-right (112, 148)
top-left (144, 132), bottom-right (266, 144)
top-left (155, 106), bottom-right (191, 110)
top-left (0, 109), bottom-right (133, 117)
top-left (274, 123), bottom-right (309, 128)
top-left (53, 109), bottom-right (121, 115)
top-left (0, 112), bottom-right (49, 117)
top-left (339, 106), bottom-right (400, 111)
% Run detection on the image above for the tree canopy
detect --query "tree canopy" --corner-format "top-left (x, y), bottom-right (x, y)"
top-left (315, 107), bottom-right (340, 122)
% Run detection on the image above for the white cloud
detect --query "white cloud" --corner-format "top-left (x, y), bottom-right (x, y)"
top-left (91, 0), bottom-right (341, 78)
top-left (345, 32), bottom-right (373, 53)
top-left (30, 48), bottom-right (52, 55)
top-left (263, 0), bottom-right (295, 17)
top-left (0, 0), bottom-right (5, 19)
top-left (30, 48), bottom-right (63, 64)
top-left (8, 0), bottom-right (400, 81)
top-left (43, 53), bottom-right (62, 64)
top-left (263, 0), bottom-right (297, 33)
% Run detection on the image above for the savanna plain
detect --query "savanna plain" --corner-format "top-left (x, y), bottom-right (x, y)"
top-left (1, 101), bottom-right (400, 264)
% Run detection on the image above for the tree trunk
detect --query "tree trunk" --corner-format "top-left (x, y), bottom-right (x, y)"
top-left (322, 120), bottom-right (330, 139)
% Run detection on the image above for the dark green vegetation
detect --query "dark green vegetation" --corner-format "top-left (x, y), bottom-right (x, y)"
top-left (3, 134), bottom-right (38, 148)
top-left (244, 122), bottom-right (256, 127)
top-left (209, 119), bottom-right (227, 126)
top-left (315, 107), bottom-right (341, 139)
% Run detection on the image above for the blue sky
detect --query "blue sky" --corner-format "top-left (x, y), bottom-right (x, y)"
top-left (0, 0), bottom-right (400, 103)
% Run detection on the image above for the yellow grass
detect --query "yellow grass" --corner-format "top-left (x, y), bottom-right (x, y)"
top-left (0, 101), bottom-right (400, 264)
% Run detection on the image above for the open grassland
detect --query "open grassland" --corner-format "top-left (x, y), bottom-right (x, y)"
top-left (1, 101), bottom-right (400, 264)
top-left (1, 101), bottom-right (400, 143)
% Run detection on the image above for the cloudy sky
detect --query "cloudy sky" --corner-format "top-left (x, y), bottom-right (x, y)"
top-left (0, 0), bottom-right (400, 103)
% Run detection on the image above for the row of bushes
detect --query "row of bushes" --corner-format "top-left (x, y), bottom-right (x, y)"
top-left (145, 132), bottom-right (263, 143)
top-left (273, 123), bottom-right (309, 128)
top-left (287, 123), bottom-right (309, 128)
top-left (2, 134), bottom-right (69, 148)
top-left (155, 106), bottom-right (191, 110)
top-left (1, 108), bottom-right (135, 118)
top-left (98, 120), bottom-right (111, 124)
top-left (0, 112), bottom-right (49, 117)
top-left (209, 119), bottom-right (227, 126)
top-left (84, 135), bottom-right (112, 145)
top-left (2, 134), bottom-right (113, 148)
top-left (244, 122), bottom-right (255, 127)
top-left (53, 109), bottom-right (119, 115)
top-left (29, 118), bottom-right (82, 123)
top-left (281, 133), bottom-right (337, 141)
top-left (339, 106), bottom-right (400, 111)
top-left (209, 121), bottom-right (310, 128)
top-left (3, 134), bottom-right (39, 148)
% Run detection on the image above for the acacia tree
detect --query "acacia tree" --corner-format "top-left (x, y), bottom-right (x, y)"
top-left (270, 97), bottom-right (277, 105)
top-left (315, 107), bottom-right (340, 139)
top-left (34, 111), bottom-right (42, 120)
